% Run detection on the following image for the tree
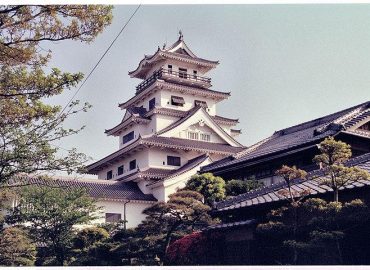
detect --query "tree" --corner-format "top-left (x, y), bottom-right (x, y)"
top-left (225, 178), bottom-right (264, 197)
top-left (7, 185), bottom-right (100, 265)
top-left (0, 226), bottom-right (36, 266)
top-left (135, 190), bottom-right (214, 264)
top-left (256, 198), bottom-right (370, 265)
top-left (69, 227), bottom-right (110, 266)
top-left (0, 5), bottom-right (113, 184)
top-left (185, 173), bottom-right (226, 205)
top-left (275, 165), bottom-right (308, 206)
top-left (273, 165), bottom-right (308, 264)
top-left (313, 137), bottom-right (370, 202)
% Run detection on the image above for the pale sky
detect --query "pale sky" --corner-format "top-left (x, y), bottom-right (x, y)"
top-left (45, 5), bottom-right (370, 168)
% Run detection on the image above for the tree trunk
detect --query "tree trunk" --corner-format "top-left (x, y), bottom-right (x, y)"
top-left (334, 188), bottom-right (339, 202)
top-left (292, 206), bottom-right (298, 265)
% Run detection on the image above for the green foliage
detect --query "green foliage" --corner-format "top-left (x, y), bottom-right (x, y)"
top-left (0, 5), bottom-right (113, 185)
top-left (225, 179), bottom-right (263, 197)
top-left (275, 165), bottom-right (308, 206)
top-left (185, 173), bottom-right (226, 205)
top-left (73, 227), bottom-right (109, 250)
top-left (69, 226), bottom-right (111, 266)
top-left (7, 186), bottom-right (99, 265)
top-left (0, 226), bottom-right (36, 266)
top-left (255, 198), bottom-right (370, 265)
top-left (104, 190), bottom-right (215, 265)
top-left (313, 137), bottom-right (370, 202)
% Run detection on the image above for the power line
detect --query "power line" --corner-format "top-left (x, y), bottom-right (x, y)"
top-left (59, 4), bottom-right (142, 116)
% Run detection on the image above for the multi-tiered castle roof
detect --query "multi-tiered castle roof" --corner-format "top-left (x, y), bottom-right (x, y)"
top-left (86, 32), bottom-right (244, 201)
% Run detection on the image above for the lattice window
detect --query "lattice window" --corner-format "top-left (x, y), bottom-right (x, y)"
top-left (187, 131), bottom-right (199, 140)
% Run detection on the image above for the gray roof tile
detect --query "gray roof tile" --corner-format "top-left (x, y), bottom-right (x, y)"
top-left (215, 152), bottom-right (370, 212)
top-left (202, 101), bottom-right (370, 173)
top-left (11, 176), bottom-right (157, 202)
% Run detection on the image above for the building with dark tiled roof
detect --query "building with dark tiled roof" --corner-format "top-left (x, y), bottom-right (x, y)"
top-left (197, 102), bottom-right (370, 264)
top-left (202, 101), bottom-right (370, 186)
top-left (199, 152), bottom-right (370, 265)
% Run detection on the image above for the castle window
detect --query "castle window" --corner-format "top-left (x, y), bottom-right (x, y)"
top-left (179, 68), bottom-right (187, 78)
top-left (171, 96), bottom-right (185, 106)
top-left (118, 165), bottom-right (124, 175)
top-left (106, 170), bottom-right (113, 180)
top-left (168, 65), bottom-right (172, 74)
top-left (149, 98), bottom-right (156, 110)
top-left (105, 213), bottom-right (121, 223)
top-left (194, 100), bottom-right (208, 108)
top-left (359, 122), bottom-right (370, 131)
top-left (122, 131), bottom-right (134, 144)
top-left (187, 131), bottom-right (199, 140)
top-left (193, 70), bottom-right (197, 79)
top-left (129, 159), bottom-right (136, 170)
top-left (167, 156), bottom-right (181, 166)
top-left (200, 133), bottom-right (211, 142)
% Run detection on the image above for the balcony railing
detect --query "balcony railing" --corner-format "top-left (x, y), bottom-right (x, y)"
top-left (136, 68), bottom-right (212, 94)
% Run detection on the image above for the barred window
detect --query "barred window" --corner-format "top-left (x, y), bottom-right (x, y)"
top-left (122, 131), bottom-right (134, 144)
top-left (167, 156), bottom-right (181, 166)
top-left (194, 100), bottom-right (208, 108)
top-left (171, 96), bottom-right (185, 106)
top-left (187, 131), bottom-right (198, 140)
top-left (149, 98), bottom-right (156, 110)
top-left (129, 159), bottom-right (136, 170)
top-left (200, 133), bottom-right (211, 142)
top-left (117, 165), bottom-right (124, 175)
top-left (105, 213), bottom-right (121, 223)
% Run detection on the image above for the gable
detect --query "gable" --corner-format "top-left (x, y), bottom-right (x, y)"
top-left (121, 110), bottom-right (132, 122)
top-left (158, 108), bottom-right (243, 147)
top-left (358, 121), bottom-right (370, 132)
top-left (167, 40), bottom-right (197, 58)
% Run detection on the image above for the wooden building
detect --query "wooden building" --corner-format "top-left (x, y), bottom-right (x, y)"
top-left (202, 101), bottom-right (370, 186)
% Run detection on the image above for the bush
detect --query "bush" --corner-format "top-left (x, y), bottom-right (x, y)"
top-left (225, 179), bottom-right (263, 197)
top-left (0, 227), bottom-right (36, 266)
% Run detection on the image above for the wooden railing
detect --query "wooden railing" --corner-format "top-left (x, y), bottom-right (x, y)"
top-left (136, 68), bottom-right (211, 94)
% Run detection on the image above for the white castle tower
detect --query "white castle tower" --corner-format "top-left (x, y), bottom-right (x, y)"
top-left (86, 32), bottom-right (244, 202)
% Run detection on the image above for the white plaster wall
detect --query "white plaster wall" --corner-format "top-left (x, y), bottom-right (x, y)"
top-left (97, 149), bottom-right (149, 180)
top-left (135, 91), bottom-right (161, 111)
top-left (151, 158), bottom-right (212, 201)
top-left (160, 89), bottom-right (217, 115)
top-left (154, 114), bottom-right (178, 133)
top-left (119, 125), bottom-right (147, 149)
top-left (148, 148), bottom-right (187, 169)
top-left (94, 200), bottom-right (152, 228)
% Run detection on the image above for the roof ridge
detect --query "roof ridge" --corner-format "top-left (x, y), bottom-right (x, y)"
top-left (216, 152), bottom-right (370, 210)
top-left (274, 101), bottom-right (370, 136)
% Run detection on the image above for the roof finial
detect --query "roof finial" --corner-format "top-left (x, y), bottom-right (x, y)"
top-left (162, 42), bottom-right (166, 49)
top-left (179, 30), bottom-right (183, 41)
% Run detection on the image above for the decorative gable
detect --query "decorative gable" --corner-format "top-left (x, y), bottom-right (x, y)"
top-left (157, 107), bottom-right (243, 147)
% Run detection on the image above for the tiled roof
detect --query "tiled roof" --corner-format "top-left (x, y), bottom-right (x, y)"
top-left (204, 219), bottom-right (257, 231)
top-left (119, 81), bottom-right (230, 109)
top-left (147, 154), bottom-right (210, 187)
top-left (146, 107), bottom-right (239, 126)
top-left (86, 136), bottom-right (244, 174)
top-left (202, 101), bottom-right (370, 173)
top-left (105, 107), bottom-right (151, 135)
top-left (156, 106), bottom-right (201, 135)
top-left (215, 152), bottom-right (370, 212)
top-left (142, 136), bottom-right (244, 155)
top-left (10, 176), bottom-right (157, 202)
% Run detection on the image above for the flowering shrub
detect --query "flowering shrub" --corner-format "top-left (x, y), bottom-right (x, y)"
top-left (166, 231), bottom-right (223, 265)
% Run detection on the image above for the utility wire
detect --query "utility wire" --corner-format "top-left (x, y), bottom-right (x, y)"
top-left (59, 4), bottom-right (142, 116)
